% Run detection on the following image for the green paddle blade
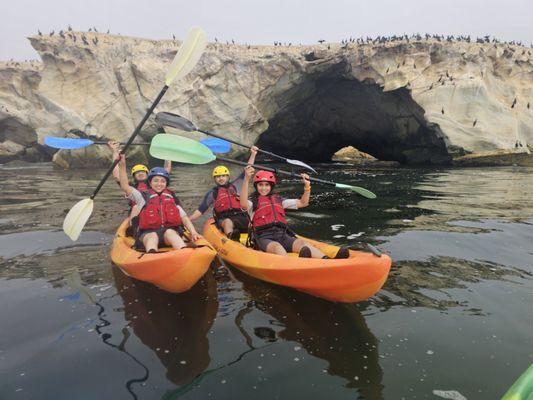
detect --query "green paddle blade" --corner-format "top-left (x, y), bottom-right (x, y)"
top-left (150, 134), bottom-right (216, 164)
top-left (335, 183), bottom-right (377, 199)
top-left (63, 198), bottom-right (94, 241)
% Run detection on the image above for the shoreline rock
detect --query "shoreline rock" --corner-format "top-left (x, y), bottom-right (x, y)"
top-left (0, 32), bottom-right (532, 167)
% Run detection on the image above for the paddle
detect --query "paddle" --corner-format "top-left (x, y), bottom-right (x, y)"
top-left (63, 27), bottom-right (207, 241)
top-left (155, 111), bottom-right (318, 174)
top-left (44, 136), bottom-right (230, 153)
top-left (150, 134), bottom-right (377, 198)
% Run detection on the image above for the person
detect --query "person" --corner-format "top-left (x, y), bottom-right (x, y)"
top-left (189, 146), bottom-right (258, 240)
top-left (117, 154), bottom-right (200, 253)
top-left (240, 166), bottom-right (349, 259)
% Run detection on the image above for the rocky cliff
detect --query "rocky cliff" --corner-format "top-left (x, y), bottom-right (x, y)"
top-left (0, 32), bottom-right (532, 167)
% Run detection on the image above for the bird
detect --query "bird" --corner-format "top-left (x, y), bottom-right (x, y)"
top-left (172, 34), bottom-right (175, 40)
top-left (88, 28), bottom-right (92, 32)
top-left (318, 39), bottom-right (325, 44)
top-left (231, 39), bottom-right (235, 44)
top-left (441, 107), bottom-right (445, 114)
top-left (511, 98), bottom-right (517, 108)
top-left (215, 37), bottom-right (218, 42)
top-left (527, 102), bottom-right (530, 109)
top-left (413, 63), bottom-right (416, 69)
top-left (473, 119), bottom-right (477, 127)
top-left (429, 84), bottom-right (433, 90)
top-left (386, 67), bottom-right (389, 73)
top-left (93, 27), bottom-right (98, 32)
top-left (68, 25), bottom-right (72, 31)
top-left (107, 29), bottom-right (110, 34)
top-left (49, 30), bottom-right (54, 36)
top-left (38, 29), bottom-right (42, 36)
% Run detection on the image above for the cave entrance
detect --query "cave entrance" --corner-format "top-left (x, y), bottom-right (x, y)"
top-left (257, 74), bottom-right (451, 164)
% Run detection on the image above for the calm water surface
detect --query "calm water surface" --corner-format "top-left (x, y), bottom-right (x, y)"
top-left (0, 163), bottom-right (531, 400)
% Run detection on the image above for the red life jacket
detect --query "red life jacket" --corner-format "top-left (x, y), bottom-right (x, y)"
top-left (138, 189), bottom-right (183, 231)
top-left (128, 181), bottom-right (149, 207)
top-left (251, 194), bottom-right (287, 230)
top-left (213, 184), bottom-right (241, 216)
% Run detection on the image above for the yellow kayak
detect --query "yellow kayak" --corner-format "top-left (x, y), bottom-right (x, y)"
top-left (110, 219), bottom-right (217, 293)
top-left (203, 219), bottom-right (392, 303)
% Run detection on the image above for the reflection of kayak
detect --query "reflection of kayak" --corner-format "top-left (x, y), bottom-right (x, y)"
top-left (110, 219), bottom-right (217, 293)
top-left (112, 267), bottom-right (218, 386)
top-left (203, 219), bottom-right (392, 302)
top-left (502, 364), bottom-right (533, 400)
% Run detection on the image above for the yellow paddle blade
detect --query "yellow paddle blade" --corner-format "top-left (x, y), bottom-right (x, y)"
top-left (165, 27), bottom-right (207, 86)
top-left (63, 198), bottom-right (94, 241)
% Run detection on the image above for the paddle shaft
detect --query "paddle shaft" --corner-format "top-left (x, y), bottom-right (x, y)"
top-left (215, 156), bottom-right (336, 187)
top-left (91, 141), bottom-right (149, 145)
top-left (198, 128), bottom-right (290, 163)
top-left (91, 85), bottom-right (169, 199)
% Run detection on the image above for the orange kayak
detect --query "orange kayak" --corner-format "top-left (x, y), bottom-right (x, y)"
top-left (110, 219), bottom-right (217, 293)
top-left (203, 219), bottom-right (392, 303)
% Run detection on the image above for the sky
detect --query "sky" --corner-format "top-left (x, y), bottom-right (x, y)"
top-left (2, 0), bottom-right (532, 60)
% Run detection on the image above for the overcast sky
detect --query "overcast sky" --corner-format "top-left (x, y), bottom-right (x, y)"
top-left (2, 0), bottom-right (532, 60)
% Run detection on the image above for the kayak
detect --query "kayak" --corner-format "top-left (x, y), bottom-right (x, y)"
top-left (501, 364), bottom-right (533, 400)
top-left (203, 219), bottom-right (392, 303)
top-left (110, 219), bottom-right (217, 293)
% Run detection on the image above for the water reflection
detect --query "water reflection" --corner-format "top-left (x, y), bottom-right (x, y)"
top-left (233, 268), bottom-right (384, 399)
top-left (112, 267), bottom-right (218, 386)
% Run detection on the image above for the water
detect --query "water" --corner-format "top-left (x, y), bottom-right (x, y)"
top-left (0, 163), bottom-right (532, 399)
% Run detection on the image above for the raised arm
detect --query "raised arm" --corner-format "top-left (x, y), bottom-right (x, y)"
top-left (240, 165), bottom-right (255, 209)
top-left (247, 145), bottom-right (258, 165)
top-left (108, 140), bottom-right (121, 182)
top-left (296, 173), bottom-right (311, 209)
top-left (118, 154), bottom-right (133, 196)
top-left (164, 159), bottom-right (172, 174)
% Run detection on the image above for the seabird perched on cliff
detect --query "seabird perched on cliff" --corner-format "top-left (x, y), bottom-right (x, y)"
top-left (441, 107), bottom-right (445, 114)
top-left (107, 29), bottom-right (110, 34)
top-left (215, 37), bottom-right (218, 42)
top-left (88, 28), bottom-right (92, 32)
top-left (318, 39), bottom-right (325, 44)
top-left (59, 30), bottom-right (65, 39)
top-left (527, 102), bottom-right (530, 109)
top-left (511, 98), bottom-right (517, 108)
top-left (429, 84), bottom-right (433, 90)
top-left (68, 25), bottom-right (72, 31)
top-left (49, 30), bottom-right (54, 36)
top-left (172, 34), bottom-right (175, 40)
top-left (92, 37), bottom-right (98, 45)
top-left (232, 39), bottom-right (235, 44)
top-left (38, 29), bottom-right (42, 36)
top-left (94, 27), bottom-right (98, 32)
top-left (473, 119), bottom-right (477, 127)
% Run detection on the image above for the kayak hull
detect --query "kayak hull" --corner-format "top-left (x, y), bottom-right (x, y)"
top-left (203, 219), bottom-right (392, 303)
top-left (111, 219), bottom-right (216, 293)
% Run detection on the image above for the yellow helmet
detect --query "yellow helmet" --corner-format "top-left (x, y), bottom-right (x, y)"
top-left (212, 165), bottom-right (230, 177)
top-left (131, 164), bottom-right (149, 175)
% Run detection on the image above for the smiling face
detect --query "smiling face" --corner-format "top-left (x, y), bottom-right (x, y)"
top-left (133, 171), bottom-right (147, 182)
top-left (214, 174), bottom-right (229, 186)
top-left (149, 176), bottom-right (168, 192)
top-left (256, 181), bottom-right (272, 196)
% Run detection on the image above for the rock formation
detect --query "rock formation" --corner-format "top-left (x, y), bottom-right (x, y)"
top-left (0, 32), bottom-right (532, 167)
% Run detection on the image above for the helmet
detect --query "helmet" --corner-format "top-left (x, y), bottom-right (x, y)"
top-left (253, 170), bottom-right (276, 186)
top-left (212, 165), bottom-right (230, 177)
top-left (148, 167), bottom-right (170, 182)
top-left (131, 164), bottom-right (149, 176)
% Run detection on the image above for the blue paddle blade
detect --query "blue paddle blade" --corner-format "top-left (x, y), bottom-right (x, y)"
top-left (200, 138), bottom-right (231, 154)
top-left (44, 137), bottom-right (95, 150)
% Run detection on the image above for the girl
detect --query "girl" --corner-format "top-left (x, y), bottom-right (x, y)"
top-left (117, 154), bottom-right (200, 253)
top-left (240, 166), bottom-right (349, 259)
